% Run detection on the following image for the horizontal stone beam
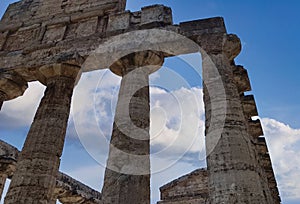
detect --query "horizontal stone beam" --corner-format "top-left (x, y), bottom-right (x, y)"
top-left (0, 4), bottom-right (229, 84)
top-left (0, 140), bottom-right (102, 204)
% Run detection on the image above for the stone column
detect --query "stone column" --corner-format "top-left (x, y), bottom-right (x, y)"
top-left (102, 51), bottom-right (164, 204)
top-left (0, 91), bottom-right (6, 110)
top-left (0, 72), bottom-right (28, 110)
top-left (5, 64), bottom-right (81, 204)
top-left (0, 72), bottom-right (27, 200)
top-left (0, 174), bottom-right (6, 201)
top-left (202, 34), bottom-right (270, 203)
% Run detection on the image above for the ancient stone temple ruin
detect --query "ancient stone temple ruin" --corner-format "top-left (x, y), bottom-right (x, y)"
top-left (0, 0), bottom-right (280, 203)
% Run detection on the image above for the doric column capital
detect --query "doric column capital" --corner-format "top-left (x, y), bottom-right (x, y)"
top-left (195, 33), bottom-right (241, 61)
top-left (110, 51), bottom-right (164, 76)
top-left (222, 34), bottom-right (241, 61)
top-left (38, 63), bottom-right (82, 85)
top-left (0, 71), bottom-right (28, 101)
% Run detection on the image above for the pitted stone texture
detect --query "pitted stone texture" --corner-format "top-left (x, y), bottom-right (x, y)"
top-left (4, 65), bottom-right (80, 204)
top-left (0, 72), bottom-right (27, 102)
top-left (55, 173), bottom-right (102, 204)
top-left (232, 64), bottom-right (278, 203)
top-left (141, 5), bottom-right (173, 27)
top-left (202, 34), bottom-right (274, 203)
top-left (1, 0), bottom-right (126, 27)
top-left (256, 138), bottom-right (281, 204)
top-left (102, 51), bottom-right (164, 204)
top-left (0, 140), bottom-right (102, 204)
top-left (158, 169), bottom-right (209, 204)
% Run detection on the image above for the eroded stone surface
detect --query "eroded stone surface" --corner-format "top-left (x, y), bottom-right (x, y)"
top-left (4, 64), bottom-right (80, 204)
top-left (0, 140), bottom-right (102, 204)
top-left (158, 169), bottom-right (208, 204)
top-left (102, 51), bottom-right (164, 204)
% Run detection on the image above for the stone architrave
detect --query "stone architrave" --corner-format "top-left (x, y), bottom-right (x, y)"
top-left (4, 64), bottom-right (81, 204)
top-left (102, 51), bottom-right (164, 204)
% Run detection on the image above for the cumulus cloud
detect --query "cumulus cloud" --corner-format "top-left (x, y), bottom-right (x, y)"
top-left (0, 82), bottom-right (45, 128)
top-left (262, 118), bottom-right (300, 201)
top-left (70, 69), bottom-right (205, 173)
top-left (1, 68), bottom-right (299, 204)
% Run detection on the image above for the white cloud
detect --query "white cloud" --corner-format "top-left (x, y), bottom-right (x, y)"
top-left (262, 118), bottom-right (300, 200)
top-left (0, 82), bottom-right (45, 128)
top-left (2, 69), bottom-right (299, 204)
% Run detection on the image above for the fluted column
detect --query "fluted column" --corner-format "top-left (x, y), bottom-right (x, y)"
top-left (0, 72), bottom-right (27, 110)
top-left (5, 64), bottom-right (81, 204)
top-left (202, 34), bottom-right (270, 203)
top-left (102, 51), bottom-right (164, 204)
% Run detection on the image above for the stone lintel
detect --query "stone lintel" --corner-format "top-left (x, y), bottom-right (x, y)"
top-left (248, 119), bottom-right (263, 138)
top-left (0, 9), bottom-right (236, 82)
top-left (180, 17), bottom-right (227, 36)
top-left (233, 65), bottom-right (251, 94)
top-left (241, 95), bottom-right (258, 118)
top-left (0, 140), bottom-right (102, 203)
top-left (141, 5), bottom-right (173, 27)
top-left (107, 11), bottom-right (131, 31)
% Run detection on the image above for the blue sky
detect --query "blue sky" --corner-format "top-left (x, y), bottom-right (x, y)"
top-left (1, 1), bottom-right (300, 204)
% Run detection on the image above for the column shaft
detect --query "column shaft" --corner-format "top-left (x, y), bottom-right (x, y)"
top-left (5, 76), bottom-right (76, 204)
top-left (102, 51), bottom-right (163, 204)
top-left (203, 53), bottom-right (269, 203)
top-left (102, 69), bottom-right (150, 204)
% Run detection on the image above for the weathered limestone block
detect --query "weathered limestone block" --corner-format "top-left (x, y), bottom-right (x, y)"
top-left (0, 31), bottom-right (9, 51)
top-left (102, 51), bottom-right (164, 204)
top-left (0, 71), bottom-right (28, 110)
top-left (76, 17), bottom-right (99, 38)
top-left (180, 17), bottom-right (226, 36)
top-left (4, 64), bottom-right (81, 204)
top-left (141, 5), bottom-right (173, 27)
top-left (158, 169), bottom-right (208, 204)
top-left (43, 24), bottom-right (67, 44)
top-left (107, 11), bottom-right (131, 31)
top-left (3, 24), bottom-right (41, 51)
top-left (0, 0), bottom-right (125, 30)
